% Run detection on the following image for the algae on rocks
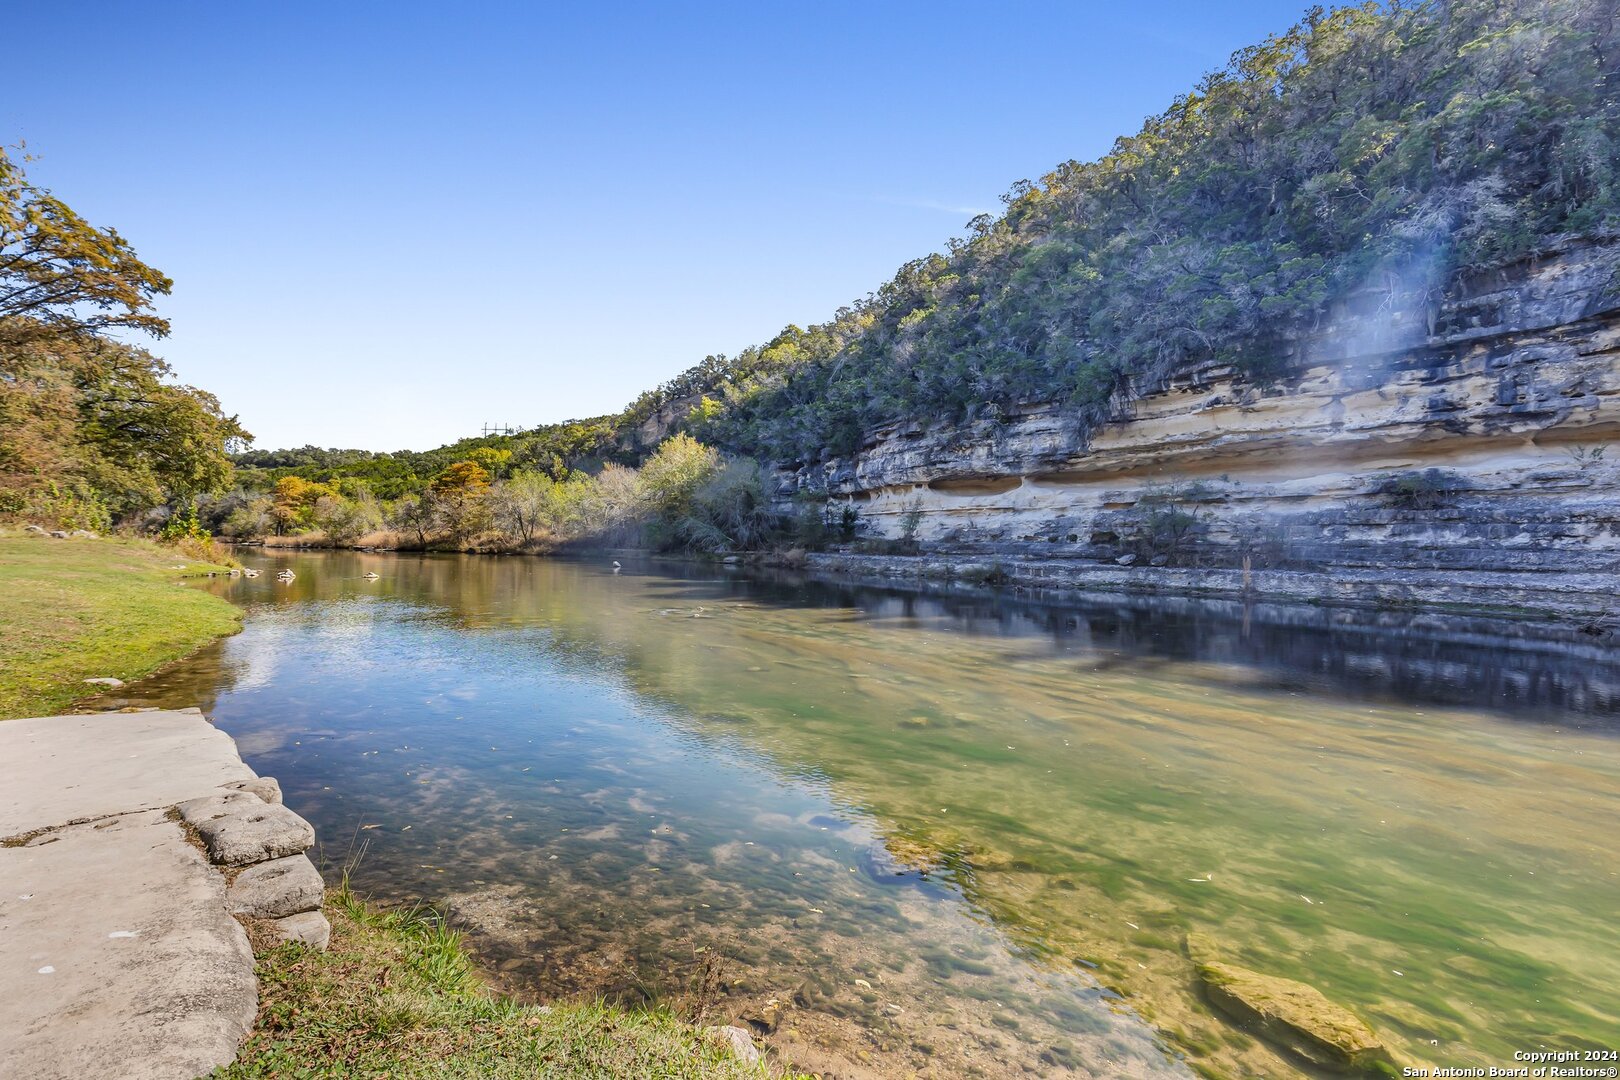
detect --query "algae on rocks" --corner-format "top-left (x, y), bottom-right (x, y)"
top-left (1187, 934), bottom-right (1395, 1075)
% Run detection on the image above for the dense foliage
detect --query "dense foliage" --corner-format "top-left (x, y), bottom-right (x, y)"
top-left (215, 433), bottom-right (782, 555)
top-left (623, 0), bottom-right (1620, 464)
top-left (0, 147), bottom-right (248, 529)
top-left (230, 418), bottom-right (618, 500)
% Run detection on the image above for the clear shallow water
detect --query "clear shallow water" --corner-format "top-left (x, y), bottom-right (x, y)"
top-left (116, 551), bottom-right (1620, 1078)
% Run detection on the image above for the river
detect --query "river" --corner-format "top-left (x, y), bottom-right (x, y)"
top-left (115, 550), bottom-right (1620, 1078)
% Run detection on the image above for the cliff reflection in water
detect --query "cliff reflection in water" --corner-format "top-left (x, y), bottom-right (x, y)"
top-left (750, 571), bottom-right (1620, 726)
top-left (117, 551), bottom-right (1620, 1078)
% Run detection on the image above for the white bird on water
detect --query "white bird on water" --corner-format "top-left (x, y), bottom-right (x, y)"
top-left (363, 572), bottom-right (380, 580)
top-left (612, 560), bottom-right (622, 573)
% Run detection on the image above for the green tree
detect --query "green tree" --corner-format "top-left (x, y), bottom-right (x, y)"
top-left (270, 475), bottom-right (332, 534)
top-left (313, 491), bottom-right (382, 543)
top-left (466, 447), bottom-right (512, 480)
top-left (0, 146), bottom-right (172, 346)
top-left (0, 149), bottom-right (247, 527)
top-left (2, 336), bottom-right (248, 525)
top-left (431, 461), bottom-right (492, 542)
top-left (493, 470), bottom-right (590, 546)
top-left (678, 458), bottom-right (776, 552)
top-left (637, 434), bottom-right (720, 519)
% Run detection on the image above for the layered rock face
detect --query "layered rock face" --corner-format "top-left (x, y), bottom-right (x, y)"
top-left (784, 241), bottom-right (1620, 614)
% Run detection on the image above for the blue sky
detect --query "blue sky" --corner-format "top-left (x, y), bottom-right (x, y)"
top-left (7, 1), bottom-right (1311, 451)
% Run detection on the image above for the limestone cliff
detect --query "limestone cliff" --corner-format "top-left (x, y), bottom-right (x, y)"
top-left (781, 240), bottom-right (1620, 616)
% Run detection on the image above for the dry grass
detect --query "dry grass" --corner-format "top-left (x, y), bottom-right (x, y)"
top-left (259, 530), bottom-right (420, 550)
top-left (260, 532), bottom-right (331, 548)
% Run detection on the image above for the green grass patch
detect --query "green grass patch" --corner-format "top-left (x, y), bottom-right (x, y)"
top-left (0, 532), bottom-right (242, 719)
top-left (218, 883), bottom-right (802, 1079)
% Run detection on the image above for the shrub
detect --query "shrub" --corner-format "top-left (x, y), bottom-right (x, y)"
top-left (1123, 482), bottom-right (1212, 566)
top-left (158, 505), bottom-right (210, 544)
top-left (1377, 468), bottom-right (1469, 510)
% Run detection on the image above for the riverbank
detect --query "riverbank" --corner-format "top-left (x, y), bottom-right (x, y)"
top-left (0, 541), bottom-right (796, 1078)
top-left (801, 550), bottom-right (1620, 624)
top-left (247, 536), bottom-right (1620, 624)
top-left (0, 532), bottom-right (244, 719)
top-left (226, 882), bottom-right (796, 1079)
top-left (0, 703), bottom-right (790, 1079)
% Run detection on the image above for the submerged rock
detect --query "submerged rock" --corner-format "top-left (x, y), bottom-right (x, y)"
top-left (705, 1024), bottom-right (760, 1065)
top-left (858, 835), bottom-right (946, 884)
top-left (739, 997), bottom-right (784, 1034)
top-left (1192, 949), bottom-right (1392, 1074)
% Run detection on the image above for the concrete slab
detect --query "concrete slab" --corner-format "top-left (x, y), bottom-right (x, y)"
top-left (0, 811), bottom-right (258, 1080)
top-left (0, 711), bottom-right (256, 838)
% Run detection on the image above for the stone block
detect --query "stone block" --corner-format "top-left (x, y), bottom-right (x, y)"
top-left (227, 854), bottom-right (323, 918)
top-left (220, 776), bottom-right (282, 805)
top-left (176, 792), bottom-right (313, 867)
top-left (267, 910), bottom-right (330, 951)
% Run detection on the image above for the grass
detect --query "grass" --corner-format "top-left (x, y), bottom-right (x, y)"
top-left (217, 882), bottom-right (802, 1079)
top-left (0, 531), bottom-right (243, 719)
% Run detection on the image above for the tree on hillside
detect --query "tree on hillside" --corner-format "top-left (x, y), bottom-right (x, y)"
top-left (466, 447), bottom-right (512, 480)
top-left (431, 461), bottom-right (492, 542)
top-left (637, 434), bottom-right (720, 520)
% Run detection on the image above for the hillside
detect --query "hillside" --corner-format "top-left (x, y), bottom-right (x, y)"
top-left (264, 0), bottom-right (1618, 476)
top-left (625, 0), bottom-right (1620, 464)
top-left (206, 0), bottom-right (1620, 615)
